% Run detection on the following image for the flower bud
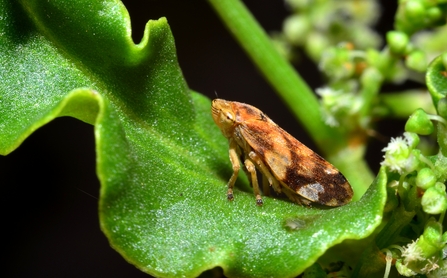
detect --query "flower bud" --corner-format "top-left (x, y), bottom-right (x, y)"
top-left (426, 7), bottom-right (442, 22)
top-left (319, 47), bottom-right (354, 80)
top-left (306, 33), bottom-right (329, 61)
top-left (283, 15), bottom-right (310, 45)
top-left (404, 132), bottom-right (420, 149)
top-left (404, 0), bottom-right (425, 21)
top-left (396, 259), bottom-right (418, 276)
top-left (405, 108), bottom-right (434, 135)
top-left (416, 168), bottom-right (437, 190)
top-left (416, 219), bottom-right (443, 258)
top-left (406, 50), bottom-right (427, 72)
top-left (421, 184), bottom-right (447, 214)
top-left (387, 31), bottom-right (409, 54)
top-left (407, 149), bottom-right (423, 174)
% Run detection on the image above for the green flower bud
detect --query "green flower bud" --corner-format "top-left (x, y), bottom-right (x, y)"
top-left (366, 49), bottom-right (393, 75)
top-left (416, 219), bottom-right (443, 258)
top-left (437, 97), bottom-right (447, 119)
top-left (416, 168), bottom-right (437, 190)
top-left (405, 108), bottom-right (435, 135)
top-left (404, 0), bottom-right (425, 21)
top-left (319, 47), bottom-right (354, 80)
top-left (434, 182), bottom-right (446, 192)
top-left (306, 33), bottom-right (329, 61)
top-left (407, 149), bottom-right (423, 173)
top-left (283, 15), bottom-right (310, 45)
top-left (285, 0), bottom-right (307, 9)
top-left (396, 259), bottom-right (418, 276)
top-left (421, 184), bottom-right (447, 214)
top-left (406, 50), bottom-right (427, 72)
top-left (361, 67), bottom-right (383, 89)
top-left (366, 49), bottom-right (380, 66)
top-left (426, 7), bottom-right (442, 21)
top-left (387, 31), bottom-right (409, 54)
top-left (404, 132), bottom-right (420, 149)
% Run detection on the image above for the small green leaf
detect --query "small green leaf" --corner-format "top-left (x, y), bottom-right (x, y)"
top-left (426, 54), bottom-right (447, 108)
top-left (0, 1), bottom-right (388, 277)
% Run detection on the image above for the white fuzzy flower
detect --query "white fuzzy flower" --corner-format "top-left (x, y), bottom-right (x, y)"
top-left (401, 240), bottom-right (425, 263)
top-left (381, 136), bottom-right (411, 174)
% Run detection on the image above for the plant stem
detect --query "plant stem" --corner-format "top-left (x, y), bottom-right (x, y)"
top-left (379, 90), bottom-right (436, 118)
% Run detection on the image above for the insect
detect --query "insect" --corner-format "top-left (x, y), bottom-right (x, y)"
top-left (211, 99), bottom-right (353, 206)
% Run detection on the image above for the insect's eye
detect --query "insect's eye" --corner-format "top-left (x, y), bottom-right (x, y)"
top-left (225, 112), bottom-right (233, 121)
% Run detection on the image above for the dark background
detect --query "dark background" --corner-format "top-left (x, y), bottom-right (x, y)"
top-left (2, 1), bottom-right (401, 277)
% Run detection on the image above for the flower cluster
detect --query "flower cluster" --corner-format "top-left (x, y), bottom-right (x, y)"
top-left (274, 0), bottom-right (447, 276)
top-left (380, 107), bottom-right (447, 276)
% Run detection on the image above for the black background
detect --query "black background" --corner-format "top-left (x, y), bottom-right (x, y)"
top-left (2, 1), bottom-right (402, 277)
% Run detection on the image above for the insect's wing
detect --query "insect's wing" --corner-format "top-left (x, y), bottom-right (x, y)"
top-left (240, 119), bottom-right (353, 206)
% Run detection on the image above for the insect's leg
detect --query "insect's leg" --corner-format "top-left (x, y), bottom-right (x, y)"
top-left (227, 139), bottom-right (240, 201)
top-left (248, 151), bottom-right (282, 194)
top-left (244, 158), bottom-right (263, 206)
top-left (262, 174), bottom-right (270, 196)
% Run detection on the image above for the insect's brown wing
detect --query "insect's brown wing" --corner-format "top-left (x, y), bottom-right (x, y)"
top-left (239, 117), bottom-right (353, 207)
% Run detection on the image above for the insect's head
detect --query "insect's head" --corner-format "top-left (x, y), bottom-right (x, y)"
top-left (211, 99), bottom-right (236, 138)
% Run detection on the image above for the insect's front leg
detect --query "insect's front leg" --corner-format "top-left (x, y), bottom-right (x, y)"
top-left (248, 151), bottom-right (282, 194)
top-left (244, 158), bottom-right (263, 206)
top-left (227, 138), bottom-right (241, 201)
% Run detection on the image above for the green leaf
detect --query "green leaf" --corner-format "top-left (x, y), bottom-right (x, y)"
top-left (426, 53), bottom-right (447, 109)
top-left (0, 1), bottom-right (388, 277)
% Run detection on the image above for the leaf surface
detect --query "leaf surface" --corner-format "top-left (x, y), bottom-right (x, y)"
top-left (0, 1), bottom-right (387, 277)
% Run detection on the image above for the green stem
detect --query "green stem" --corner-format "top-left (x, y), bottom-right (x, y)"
top-left (207, 0), bottom-right (346, 155)
top-left (375, 203), bottom-right (416, 249)
top-left (359, 69), bottom-right (383, 120)
top-left (378, 90), bottom-right (436, 118)
top-left (437, 121), bottom-right (447, 157)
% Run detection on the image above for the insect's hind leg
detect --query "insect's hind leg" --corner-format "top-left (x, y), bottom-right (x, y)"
top-left (262, 174), bottom-right (270, 196)
top-left (244, 158), bottom-right (263, 206)
top-left (248, 151), bottom-right (282, 194)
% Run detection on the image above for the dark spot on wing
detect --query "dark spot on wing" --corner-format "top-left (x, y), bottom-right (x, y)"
top-left (284, 140), bottom-right (352, 206)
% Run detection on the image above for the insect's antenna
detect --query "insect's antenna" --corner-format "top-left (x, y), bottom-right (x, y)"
top-left (74, 186), bottom-right (98, 200)
top-left (214, 91), bottom-right (219, 98)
